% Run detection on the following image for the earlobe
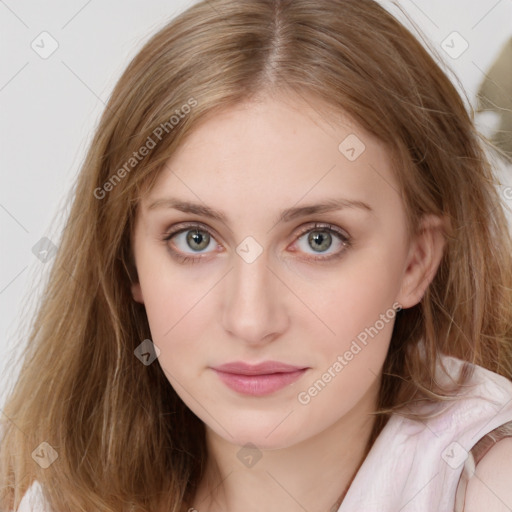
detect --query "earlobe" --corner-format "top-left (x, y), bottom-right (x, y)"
top-left (131, 282), bottom-right (144, 304)
top-left (127, 247), bottom-right (144, 304)
top-left (396, 214), bottom-right (447, 309)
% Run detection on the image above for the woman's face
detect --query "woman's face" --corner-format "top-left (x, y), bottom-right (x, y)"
top-left (131, 94), bottom-right (436, 449)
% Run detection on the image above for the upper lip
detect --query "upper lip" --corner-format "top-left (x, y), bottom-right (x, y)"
top-left (212, 361), bottom-right (307, 375)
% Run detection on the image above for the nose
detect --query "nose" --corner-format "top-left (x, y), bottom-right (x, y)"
top-left (221, 249), bottom-right (289, 345)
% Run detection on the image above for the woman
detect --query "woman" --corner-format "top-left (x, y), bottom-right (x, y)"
top-left (2, 1), bottom-right (512, 510)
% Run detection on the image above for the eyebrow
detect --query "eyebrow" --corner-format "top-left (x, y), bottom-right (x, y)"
top-left (147, 197), bottom-right (374, 224)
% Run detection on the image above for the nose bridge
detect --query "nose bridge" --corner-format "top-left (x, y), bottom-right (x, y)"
top-left (221, 246), bottom-right (287, 343)
top-left (233, 249), bottom-right (270, 302)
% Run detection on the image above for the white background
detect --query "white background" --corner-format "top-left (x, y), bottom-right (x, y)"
top-left (1, 0), bottom-right (511, 407)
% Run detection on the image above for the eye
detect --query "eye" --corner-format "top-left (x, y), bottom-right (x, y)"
top-left (291, 223), bottom-right (351, 261)
top-left (163, 223), bottom-right (220, 263)
top-left (163, 222), bottom-right (352, 264)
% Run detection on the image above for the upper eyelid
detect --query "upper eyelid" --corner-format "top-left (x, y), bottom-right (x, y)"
top-left (295, 222), bottom-right (350, 240)
top-left (164, 222), bottom-right (221, 242)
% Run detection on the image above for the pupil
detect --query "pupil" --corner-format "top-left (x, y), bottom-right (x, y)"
top-left (187, 229), bottom-right (209, 251)
top-left (308, 231), bottom-right (332, 252)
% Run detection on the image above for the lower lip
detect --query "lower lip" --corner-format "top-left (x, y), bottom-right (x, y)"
top-left (212, 368), bottom-right (307, 396)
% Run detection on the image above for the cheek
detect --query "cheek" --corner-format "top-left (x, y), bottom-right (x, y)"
top-left (291, 247), bottom-right (404, 410)
top-left (136, 258), bottom-right (218, 379)
top-left (135, 241), bottom-right (214, 336)
top-left (300, 247), bottom-right (404, 343)
top-left (293, 268), bottom-right (399, 424)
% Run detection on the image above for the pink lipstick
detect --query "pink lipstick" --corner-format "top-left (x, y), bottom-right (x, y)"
top-left (211, 361), bottom-right (308, 396)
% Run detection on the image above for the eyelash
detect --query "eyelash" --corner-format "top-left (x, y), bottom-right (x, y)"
top-left (162, 222), bottom-right (352, 264)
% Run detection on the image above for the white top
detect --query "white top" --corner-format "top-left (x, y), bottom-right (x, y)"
top-left (16, 479), bottom-right (48, 512)
top-left (338, 354), bottom-right (512, 511)
top-left (15, 354), bottom-right (512, 512)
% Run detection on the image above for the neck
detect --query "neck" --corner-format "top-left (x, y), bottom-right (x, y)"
top-left (190, 379), bottom-right (384, 512)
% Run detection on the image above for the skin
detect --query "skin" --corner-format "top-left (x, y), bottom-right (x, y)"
top-left (464, 438), bottom-right (512, 510)
top-left (130, 93), bottom-right (446, 512)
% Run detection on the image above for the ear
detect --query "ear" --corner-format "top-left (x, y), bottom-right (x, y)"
top-left (126, 251), bottom-right (144, 304)
top-left (396, 213), bottom-right (447, 310)
top-left (131, 281), bottom-right (144, 304)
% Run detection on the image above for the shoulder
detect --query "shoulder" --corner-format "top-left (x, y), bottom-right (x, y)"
top-left (463, 437), bottom-right (512, 511)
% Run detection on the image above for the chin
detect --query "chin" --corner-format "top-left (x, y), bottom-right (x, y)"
top-left (209, 419), bottom-right (310, 451)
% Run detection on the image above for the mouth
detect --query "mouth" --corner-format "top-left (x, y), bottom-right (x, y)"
top-left (211, 361), bottom-right (309, 396)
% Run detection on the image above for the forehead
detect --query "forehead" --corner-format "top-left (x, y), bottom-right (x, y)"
top-left (140, 95), bottom-right (402, 221)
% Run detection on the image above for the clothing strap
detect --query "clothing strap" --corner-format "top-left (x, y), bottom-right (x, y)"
top-left (454, 420), bottom-right (512, 512)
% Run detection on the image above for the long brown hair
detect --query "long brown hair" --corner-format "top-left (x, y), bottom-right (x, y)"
top-left (2, 0), bottom-right (512, 510)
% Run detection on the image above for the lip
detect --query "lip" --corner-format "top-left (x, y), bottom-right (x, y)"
top-left (213, 360), bottom-right (306, 375)
top-left (211, 361), bottom-right (308, 396)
